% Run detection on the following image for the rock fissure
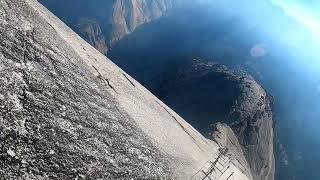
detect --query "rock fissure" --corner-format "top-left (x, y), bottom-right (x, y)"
top-left (91, 65), bottom-right (118, 94)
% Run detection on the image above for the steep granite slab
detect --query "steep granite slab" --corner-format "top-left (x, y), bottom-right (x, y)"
top-left (0, 0), bottom-right (251, 179)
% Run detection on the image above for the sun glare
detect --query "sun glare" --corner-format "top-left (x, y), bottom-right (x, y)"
top-left (271, 0), bottom-right (320, 40)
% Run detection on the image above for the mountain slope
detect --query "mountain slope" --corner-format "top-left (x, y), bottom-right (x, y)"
top-left (110, 0), bottom-right (175, 45)
top-left (39, 0), bottom-right (176, 55)
top-left (147, 59), bottom-right (275, 180)
top-left (0, 0), bottom-right (251, 179)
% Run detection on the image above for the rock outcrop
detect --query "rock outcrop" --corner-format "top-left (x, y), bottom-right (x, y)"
top-left (110, 0), bottom-right (175, 45)
top-left (149, 58), bottom-right (275, 180)
top-left (0, 0), bottom-right (251, 179)
top-left (226, 71), bottom-right (275, 180)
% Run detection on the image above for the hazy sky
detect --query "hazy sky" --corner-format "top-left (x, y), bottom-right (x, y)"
top-left (271, 0), bottom-right (320, 38)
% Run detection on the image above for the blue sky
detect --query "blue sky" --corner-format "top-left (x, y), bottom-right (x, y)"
top-left (270, 0), bottom-right (320, 38)
top-left (271, 0), bottom-right (320, 16)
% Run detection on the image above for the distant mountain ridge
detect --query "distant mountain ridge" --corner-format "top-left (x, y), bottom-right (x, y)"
top-left (40, 0), bottom-right (179, 55)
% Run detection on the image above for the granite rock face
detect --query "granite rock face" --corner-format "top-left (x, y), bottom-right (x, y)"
top-left (226, 71), bottom-right (275, 180)
top-left (37, 1), bottom-right (275, 179)
top-left (149, 58), bottom-right (275, 180)
top-left (110, 0), bottom-right (175, 45)
top-left (0, 0), bottom-right (169, 178)
top-left (0, 0), bottom-right (251, 179)
top-left (209, 123), bottom-right (253, 179)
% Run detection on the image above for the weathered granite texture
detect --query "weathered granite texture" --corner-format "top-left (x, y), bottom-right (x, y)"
top-left (0, 0), bottom-right (252, 179)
